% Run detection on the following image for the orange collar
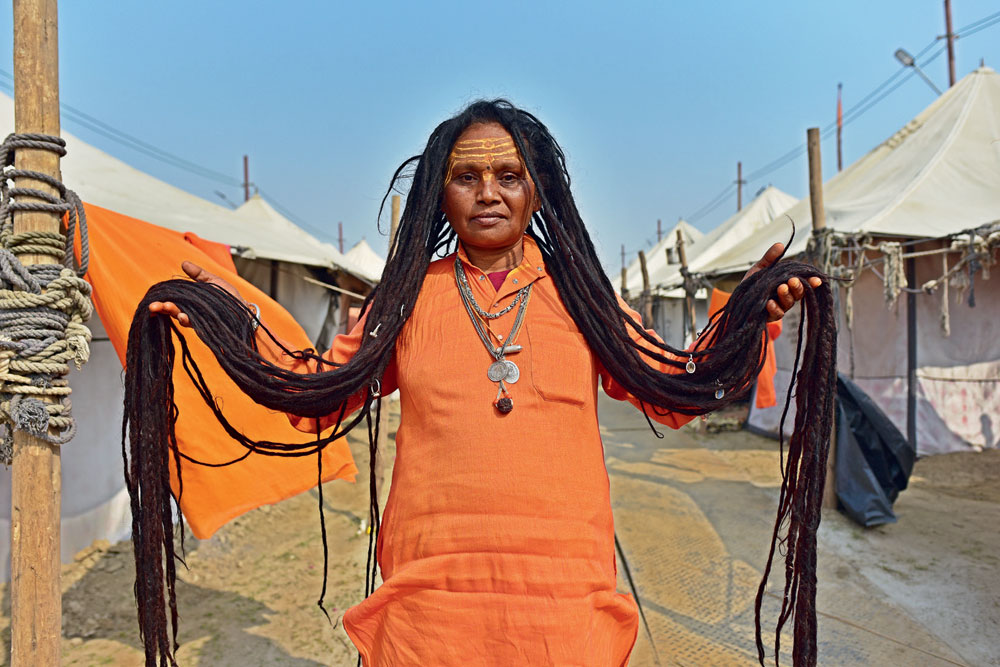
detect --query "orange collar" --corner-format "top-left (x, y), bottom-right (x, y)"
top-left (456, 235), bottom-right (548, 301)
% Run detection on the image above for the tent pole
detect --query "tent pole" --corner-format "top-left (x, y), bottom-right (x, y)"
top-left (906, 256), bottom-right (918, 451)
top-left (807, 127), bottom-right (838, 511)
top-left (10, 1), bottom-right (63, 663)
top-left (676, 229), bottom-right (697, 343)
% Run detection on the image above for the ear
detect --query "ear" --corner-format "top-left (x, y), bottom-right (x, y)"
top-left (532, 190), bottom-right (541, 213)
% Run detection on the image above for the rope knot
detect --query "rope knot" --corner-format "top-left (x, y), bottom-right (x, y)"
top-left (10, 395), bottom-right (49, 436)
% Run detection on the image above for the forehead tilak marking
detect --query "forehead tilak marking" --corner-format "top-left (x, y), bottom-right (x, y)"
top-left (445, 137), bottom-right (522, 181)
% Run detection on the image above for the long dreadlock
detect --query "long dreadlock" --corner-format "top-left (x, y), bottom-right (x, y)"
top-left (125, 99), bottom-right (835, 666)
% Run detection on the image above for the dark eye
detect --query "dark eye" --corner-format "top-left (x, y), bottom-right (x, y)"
top-left (458, 173), bottom-right (477, 183)
top-left (499, 172), bottom-right (520, 184)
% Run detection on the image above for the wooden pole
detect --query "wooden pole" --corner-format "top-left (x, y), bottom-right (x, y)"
top-left (637, 250), bottom-right (652, 324)
top-left (656, 219), bottom-right (661, 243)
top-left (807, 127), bottom-right (838, 510)
top-left (338, 221), bottom-right (344, 253)
top-left (676, 229), bottom-right (697, 343)
top-left (11, 1), bottom-right (63, 663)
top-left (944, 0), bottom-right (956, 87)
top-left (807, 128), bottom-right (826, 235)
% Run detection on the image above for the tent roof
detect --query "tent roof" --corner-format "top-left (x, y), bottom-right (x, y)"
top-left (0, 92), bottom-right (365, 277)
top-left (625, 185), bottom-right (796, 293)
top-left (702, 66), bottom-right (1000, 277)
top-left (343, 239), bottom-right (385, 282)
top-left (623, 219), bottom-right (702, 293)
top-left (230, 195), bottom-right (373, 278)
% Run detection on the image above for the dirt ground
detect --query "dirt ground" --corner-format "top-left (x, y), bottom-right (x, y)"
top-left (0, 397), bottom-right (996, 666)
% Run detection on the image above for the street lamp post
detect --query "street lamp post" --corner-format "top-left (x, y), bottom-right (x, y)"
top-left (894, 48), bottom-right (943, 96)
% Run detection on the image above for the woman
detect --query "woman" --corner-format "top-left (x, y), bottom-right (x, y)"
top-left (147, 100), bottom-right (820, 665)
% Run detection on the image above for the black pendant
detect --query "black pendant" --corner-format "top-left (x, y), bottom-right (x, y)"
top-left (495, 397), bottom-right (513, 414)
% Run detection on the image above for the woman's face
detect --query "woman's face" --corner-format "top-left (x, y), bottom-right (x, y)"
top-left (442, 122), bottom-right (538, 258)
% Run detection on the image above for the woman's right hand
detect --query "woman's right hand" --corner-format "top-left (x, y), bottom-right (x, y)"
top-left (148, 261), bottom-right (244, 328)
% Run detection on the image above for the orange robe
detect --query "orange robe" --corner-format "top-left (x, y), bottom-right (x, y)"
top-left (264, 236), bottom-right (693, 666)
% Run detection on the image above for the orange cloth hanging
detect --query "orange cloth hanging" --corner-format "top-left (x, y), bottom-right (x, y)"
top-left (707, 288), bottom-right (783, 408)
top-left (82, 203), bottom-right (357, 538)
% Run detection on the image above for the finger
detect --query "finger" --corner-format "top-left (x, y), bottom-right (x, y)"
top-left (788, 277), bottom-right (804, 300)
top-left (809, 277), bottom-right (822, 288)
top-left (760, 242), bottom-right (784, 267)
top-left (178, 313), bottom-right (191, 327)
top-left (149, 301), bottom-right (164, 314)
top-left (766, 299), bottom-right (783, 322)
top-left (776, 284), bottom-right (795, 311)
top-left (182, 261), bottom-right (211, 282)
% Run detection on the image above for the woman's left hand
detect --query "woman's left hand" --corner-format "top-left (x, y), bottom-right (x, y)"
top-left (743, 242), bottom-right (822, 322)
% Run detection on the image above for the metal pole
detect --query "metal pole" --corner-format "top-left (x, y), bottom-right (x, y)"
top-left (338, 221), bottom-right (344, 253)
top-left (243, 154), bottom-right (249, 201)
top-left (657, 219), bottom-right (661, 243)
top-left (736, 161), bottom-right (745, 211)
top-left (906, 256), bottom-right (918, 450)
top-left (944, 0), bottom-right (956, 87)
top-left (807, 127), bottom-right (838, 510)
top-left (836, 83), bottom-right (843, 172)
top-left (11, 1), bottom-right (63, 663)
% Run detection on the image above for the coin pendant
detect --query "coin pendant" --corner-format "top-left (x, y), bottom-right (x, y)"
top-left (503, 360), bottom-right (520, 384)
top-left (488, 361), bottom-right (509, 382)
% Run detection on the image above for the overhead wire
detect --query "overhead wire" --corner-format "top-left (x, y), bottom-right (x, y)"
top-left (683, 9), bottom-right (1000, 228)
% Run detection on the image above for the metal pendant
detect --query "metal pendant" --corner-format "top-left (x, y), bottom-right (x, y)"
top-left (488, 360), bottom-right (509, 382)
top-left (503, 360), bottom-right (520, 384)
top-left (715, 388), bottom-right (725, 400)
top-left (685, 357), bottom-right (697, 374)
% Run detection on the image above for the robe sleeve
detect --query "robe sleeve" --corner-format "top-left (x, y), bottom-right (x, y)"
top-left (254, 311), bottom-right (399, 434)
top-left (598, 295), bottom-right (697, 430)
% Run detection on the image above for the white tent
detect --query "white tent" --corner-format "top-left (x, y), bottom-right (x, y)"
top-left (623, 219), bottom-right (703, 295)
top-left (712, 67), bottom-right (1000, 455)
top-left (0, 92), bottom-right (368, 576)
top-left (344, 239), bottom-right (386, 282)
top-left (624, 187), bottom-right (798, 347)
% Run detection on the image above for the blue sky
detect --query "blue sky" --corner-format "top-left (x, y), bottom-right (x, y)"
top-left (2, 1), bottom-right (999, 273)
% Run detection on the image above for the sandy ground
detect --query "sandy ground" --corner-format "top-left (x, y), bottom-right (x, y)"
top-left (0, 395), bottom-right (996, 666)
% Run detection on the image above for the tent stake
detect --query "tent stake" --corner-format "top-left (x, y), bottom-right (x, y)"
top-left (10, 1), bottom-right (63, 664)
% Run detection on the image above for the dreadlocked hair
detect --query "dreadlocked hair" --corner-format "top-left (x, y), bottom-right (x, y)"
top-left (124, 99), bottom-right (836, 667)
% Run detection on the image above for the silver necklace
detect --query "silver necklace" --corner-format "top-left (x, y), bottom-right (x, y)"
top-left (454, 257), bottom-right (532, 413)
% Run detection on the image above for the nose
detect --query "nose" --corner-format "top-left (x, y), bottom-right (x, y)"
top-left (476, 172), bottom-right (501, 205)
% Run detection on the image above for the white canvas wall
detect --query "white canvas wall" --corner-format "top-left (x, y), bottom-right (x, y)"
top-left (748, 252), bottom-right (1000, 455)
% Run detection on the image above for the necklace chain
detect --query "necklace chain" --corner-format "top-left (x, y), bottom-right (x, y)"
top-left (454, 257), bottom-right (532, 359)
top-left (454, 259), bottom-right (529, 319)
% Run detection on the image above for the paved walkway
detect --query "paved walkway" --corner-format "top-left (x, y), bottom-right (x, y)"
top-left (600, 393), bottom-right (979, 667)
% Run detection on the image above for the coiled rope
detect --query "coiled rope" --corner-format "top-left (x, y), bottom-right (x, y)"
top-left (0, 133), bottom-right (92, 462)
